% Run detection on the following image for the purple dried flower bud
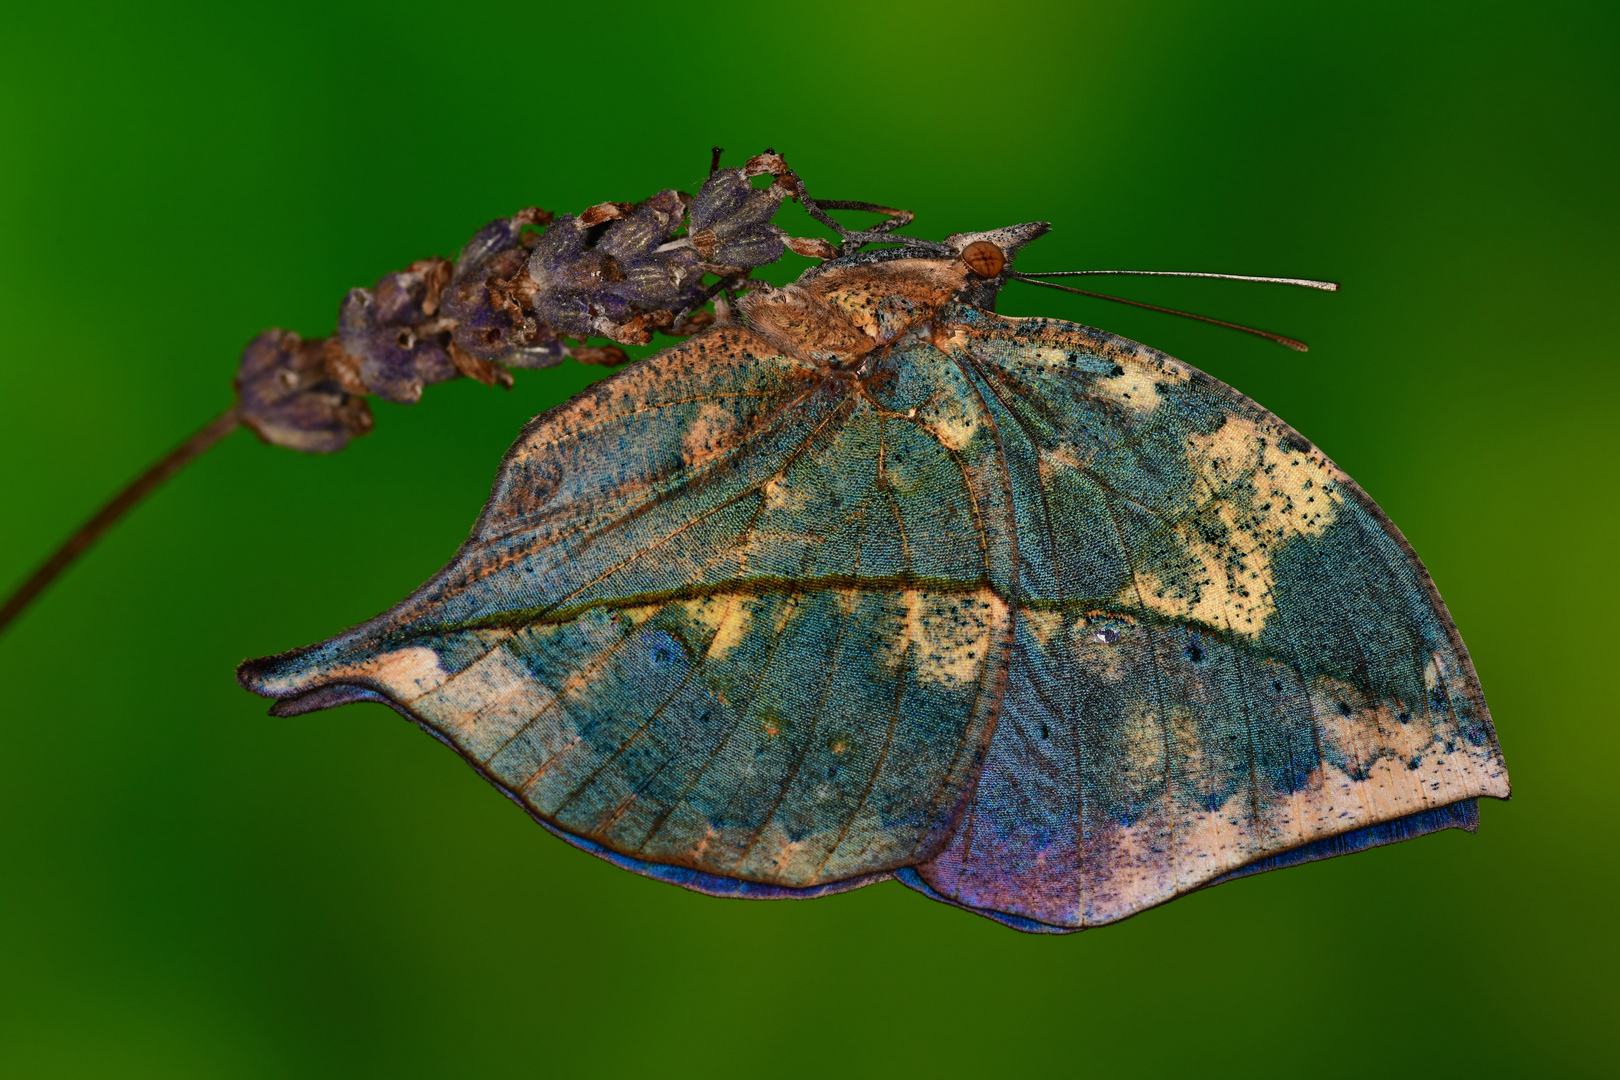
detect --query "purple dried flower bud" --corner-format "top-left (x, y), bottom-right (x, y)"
top-left (443, 212), bottom-right (567, 370)
top-left (524, 213), bottom-right (603, 339)
top-left (337, 284), bottom-right (457, 404)
top-left (596, 190), bottom-right (686, 261)
top-left (688, 168), bottom-right (787, 269)
top-left (457, 214), bottom-right (530, 270)
top-left (527, 191), bottom-right (707, 342)
top-left (234, 329), bottom-right (373, 453)
top-left (599, 190), bottom-right (707, 318)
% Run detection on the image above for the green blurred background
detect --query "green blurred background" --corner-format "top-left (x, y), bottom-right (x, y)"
top-left (2, 0), bottom-right (1614, 1075)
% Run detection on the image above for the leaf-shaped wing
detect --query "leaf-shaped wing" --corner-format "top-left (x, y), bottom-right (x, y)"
top-left (899, 306), bottom-right (1509, 929)
top-left (239, 326), bottom-right (1018, 891)
top-left (240, 304), bottom-right (1508, 931)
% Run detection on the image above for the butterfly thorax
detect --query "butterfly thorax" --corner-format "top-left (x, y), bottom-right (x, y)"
top-left (736, 224), bottom-right (1050, 370)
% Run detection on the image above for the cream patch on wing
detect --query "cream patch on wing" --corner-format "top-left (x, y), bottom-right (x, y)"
top-left (705, 597), bottom-right (755, 660)
top-left (760, 472), bottom-right (809, 512)
top-left (1024, 608), bottom-right (1064, 647)
top-left (367, 646), bottom-right (450, 699)
top-left (887, 589), bottom-right (1009, 686)
top-left (1039, 444), bottom-right (1093, 476)
top-left (1125, 415), bottom-right (1346, 637)
top-left (1090, 353), bottom-right (1189, 415)
top-left (412, 644), bottom-right (560, 761)
top-left (1116, 703), bottom-right (1166, 803)
top-left (1189, 419), bottom-right (1342, 534)
top-left (677, 595), bottom-right (727, 636)
top-left (682, 402), bottom-right (740, 467)
top-left (1021, 346), bottom-right (1072, 366)
top-left (256, 644), bottom-right (453, 701)
top-left (913, 388), bottom-right (980, 452)
top-left (1093, 369), bottom-right (1164, 413)
top-left (1013, 344), bottom-right (1178, 414)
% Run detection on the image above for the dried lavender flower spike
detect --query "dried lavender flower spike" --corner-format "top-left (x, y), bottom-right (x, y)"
top-left (2, 149), bottom-right (896, 636)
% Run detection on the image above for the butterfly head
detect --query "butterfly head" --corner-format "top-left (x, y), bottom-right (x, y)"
top-left (939, 221), bottom-right (1051, 308)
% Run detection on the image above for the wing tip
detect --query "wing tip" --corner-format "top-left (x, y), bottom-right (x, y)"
top-left (236, 638), bottom-right (363, 707)
top-left (236, 649), bottom-right (293, 697)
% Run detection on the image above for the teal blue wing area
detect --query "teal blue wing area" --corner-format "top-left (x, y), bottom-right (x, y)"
top-left (239, 310), bottom-right (1508, 931)
top-left (901, 307), bottom-right (1509, 929)
top-left (239, 326), bottom-right (1017, 891)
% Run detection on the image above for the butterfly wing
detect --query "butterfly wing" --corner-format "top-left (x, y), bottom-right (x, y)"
top-left (238, 326), bottom-right (1018, 892)
top-left (240, 305), bottom-right (1508, 929)
top-left (901, 305), bottom-right (1510, 930)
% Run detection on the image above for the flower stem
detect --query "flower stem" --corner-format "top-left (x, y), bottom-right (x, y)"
top-left (0, 408), bottom-right (241, 637)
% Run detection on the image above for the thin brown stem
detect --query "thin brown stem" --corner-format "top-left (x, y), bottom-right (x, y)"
top-left (0, 407), bottom-right (241, 637)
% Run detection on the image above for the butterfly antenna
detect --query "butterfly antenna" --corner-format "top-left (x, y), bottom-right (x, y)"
top-left (1010, 275), bottom-right (1312, 351)
top-left (1018, 270), bottom-right (1339, 291)
top-left (0, 408), bottom-right (240, 637)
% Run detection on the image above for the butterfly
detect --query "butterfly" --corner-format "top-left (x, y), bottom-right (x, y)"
top-left (237, 174), bottom-right (1510, 933)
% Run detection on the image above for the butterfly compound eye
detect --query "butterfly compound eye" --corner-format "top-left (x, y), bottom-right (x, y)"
top-left (960, 240), bottom-right (1006, 278)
